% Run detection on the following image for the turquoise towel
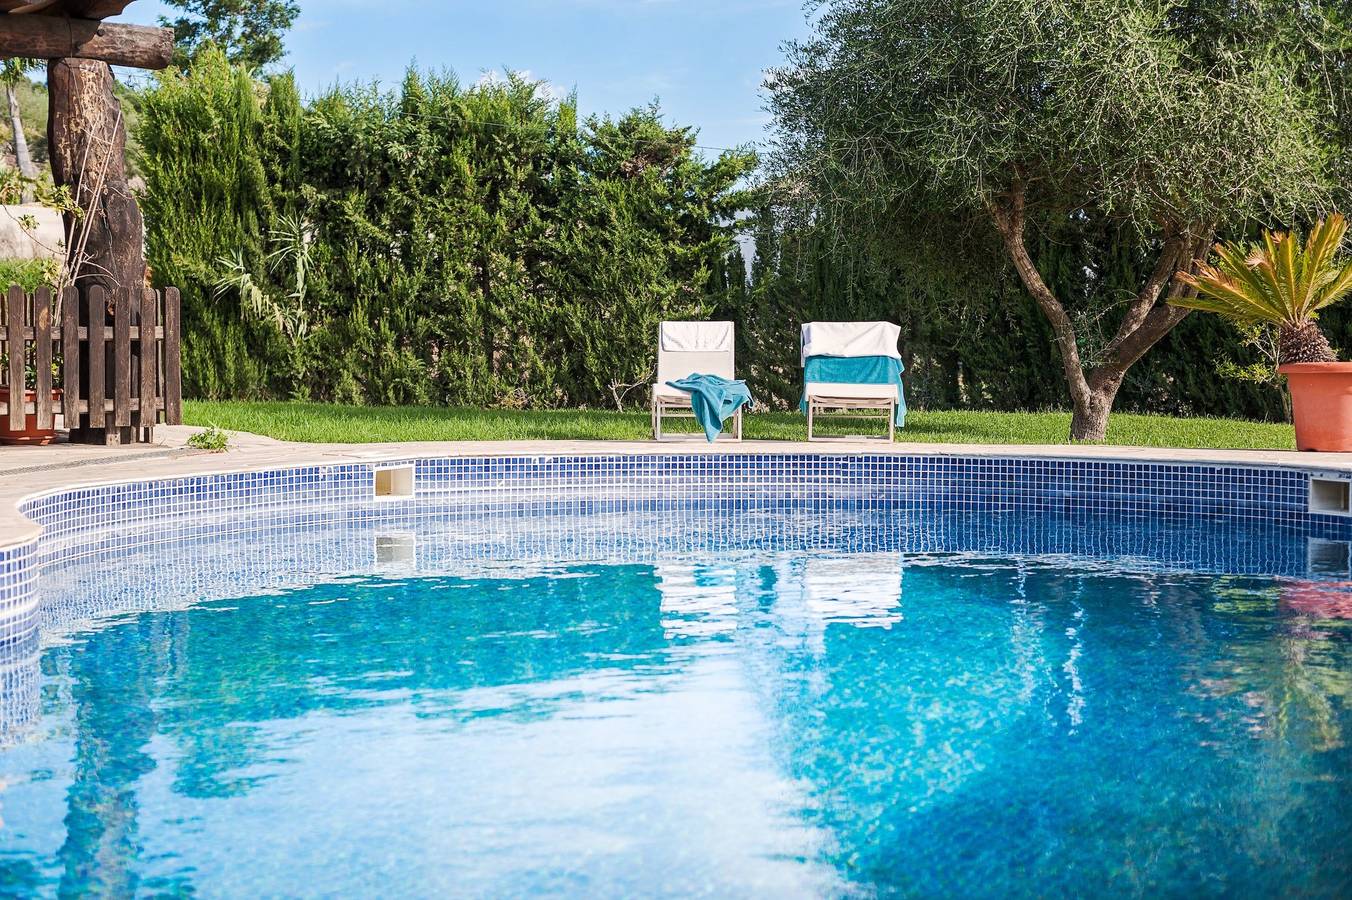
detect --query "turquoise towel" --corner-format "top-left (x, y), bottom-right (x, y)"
top-left (799, 355), bottom-right (906, 426)
top-left (666, 374), bottom-right (752, 442)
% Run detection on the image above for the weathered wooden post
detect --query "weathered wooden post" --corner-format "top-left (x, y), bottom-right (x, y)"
top-left (0, 1), bottom-right (173, 444)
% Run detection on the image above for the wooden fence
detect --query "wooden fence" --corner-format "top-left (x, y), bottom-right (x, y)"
top-left (0, 285), bottom-right (182, 444)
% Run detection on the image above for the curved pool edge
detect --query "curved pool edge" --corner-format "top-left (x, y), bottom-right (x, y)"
top-left (4, 432), bottom-right (1352, 643)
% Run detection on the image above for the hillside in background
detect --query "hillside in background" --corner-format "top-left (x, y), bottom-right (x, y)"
top-left (0, 75), bottom-right (143, 176)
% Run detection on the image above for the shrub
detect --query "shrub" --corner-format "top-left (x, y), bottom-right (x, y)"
top-left (140, 55), bottom-right (755, 409)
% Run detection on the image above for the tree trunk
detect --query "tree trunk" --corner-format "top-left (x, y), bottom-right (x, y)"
top-left (1069, 375), bottom-right (1125, 442)
top-left (5, 82), bottom-right (35, 201)
top-left (1278, 320), bottom-right (1336, 364)
top-left (1070, 393), bottom-right (1112, 442)
top-left (48, 58), bottom-right (144, 294)
top-left (989, 179), bottom-right (1209, 444)
top-left (48, 58), bottom-right (146, 444)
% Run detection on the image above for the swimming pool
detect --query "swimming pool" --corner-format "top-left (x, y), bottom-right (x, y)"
top-left (1, 453), bottom-right (1350, 895)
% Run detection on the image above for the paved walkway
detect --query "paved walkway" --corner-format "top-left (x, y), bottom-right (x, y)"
top-left (2, 424), bottom-right (1350, 549)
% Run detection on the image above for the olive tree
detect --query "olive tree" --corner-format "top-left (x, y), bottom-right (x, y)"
top-left (768, 0), bottom-right (1346, 440)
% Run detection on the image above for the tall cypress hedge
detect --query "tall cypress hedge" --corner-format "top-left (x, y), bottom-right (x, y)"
top-left (140, 54), bottom-right (755, 408)
top-left (139, 48), bottom-right (293, 399)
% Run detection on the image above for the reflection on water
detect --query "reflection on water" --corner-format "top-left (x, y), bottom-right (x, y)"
top-left (0, 629), bottom-right (37, 746)
top-left (0, 501), bottom-right (1348, 896)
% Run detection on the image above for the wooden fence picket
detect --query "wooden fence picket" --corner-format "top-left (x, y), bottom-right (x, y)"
top-left (60, 286), bottom-right (79, 427)
top-left (164, 287), bottom-right (182, 424)
top-left (86, 285), bottom-right (107, 430)
top-left (33, 287), bottom-right (51, 430)
top-left (139, 288), bottom-right (156, 428)
top-left (113, 287), bottom-right (131, 429)
top-left (0, 284), bottom-right (183, 444)
top-left (6, 286), bottom-right (24, 431)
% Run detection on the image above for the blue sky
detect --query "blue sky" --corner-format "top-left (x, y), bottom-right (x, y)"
top-left (121, 0), bottom-right (813, 155)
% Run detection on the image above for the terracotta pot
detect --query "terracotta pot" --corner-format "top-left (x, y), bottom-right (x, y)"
top-left (1279, 362), bottom-right (1352, 451)
top-left (0, 387), bottom-right (62, 446)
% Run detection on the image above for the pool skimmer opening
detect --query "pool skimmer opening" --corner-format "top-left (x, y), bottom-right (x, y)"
top-left (1308, 476), bottom-right (1351, 516)
top-left (374, 465), bottom-right (415, 499)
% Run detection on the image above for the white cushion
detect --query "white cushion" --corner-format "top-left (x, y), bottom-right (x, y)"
top-left (661, 321), bottom-right (733, 353)
top-left (804, 382), bottom-right (899, 401)
top-left (800, 321), bottom-right (902, 365)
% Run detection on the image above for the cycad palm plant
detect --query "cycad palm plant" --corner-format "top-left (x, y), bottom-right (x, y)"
top-left (1172, 215), bottom-right (1352, 364)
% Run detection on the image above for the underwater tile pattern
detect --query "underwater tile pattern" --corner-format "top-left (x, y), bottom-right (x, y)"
top-left (0, 540), bottom-right (36, 645)
top-left (0, 453), bottom-right (1348, 642)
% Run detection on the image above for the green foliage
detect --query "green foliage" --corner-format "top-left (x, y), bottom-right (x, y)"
top-left (769, 0), bottom-right (1336, 241)
top-left (213, 212), bottom-right (312, 342)
top-left (139, 46), bottom-right (289, 399)
top-left (0, 166), bottom-right (78, 217)
top-left (733, 202), bottom-right (1290, 420)
top-left (764, 0), bottom-right (1352, 431)
top-left (0, 257), bottom-right (57, 292)
top-left (186, 423), bottom-right (229, 451)
top-left (141, 56), bottom-right (755, 408)
top-left (1214, 323), bottom-right (1286, 413)
top-left (0, 58), bottom-right (34, 83)
top-left (143, 16), bottom-right (1349, 424)
top-left (1173, 215), bottom-right (1352, 329)
top-left (160, 1), bottom-right (300, 71)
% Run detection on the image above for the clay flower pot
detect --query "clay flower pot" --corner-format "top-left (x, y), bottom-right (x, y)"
top-left (1279, 362), bottom-right (1352, 451)
top-left (0, 387), bottom-right (62, 446)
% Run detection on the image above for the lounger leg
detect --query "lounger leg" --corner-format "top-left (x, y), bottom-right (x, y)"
top-left (653, 402), bottom-right (662, 441)
top-left (807, 400), bottom-right (816, 442)
top-left (734, 408), bottom-right (743, 441)
top-left (887, 400), bottom-right (896, 443)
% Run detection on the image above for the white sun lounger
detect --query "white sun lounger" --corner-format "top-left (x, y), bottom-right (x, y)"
top-left (651, 321), bottom-right (743, 441)
top-left (801, 321), bottom-right (903, 443)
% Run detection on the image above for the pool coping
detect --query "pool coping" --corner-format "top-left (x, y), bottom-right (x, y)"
top-left (3, 424), bottom-right (1352, 553)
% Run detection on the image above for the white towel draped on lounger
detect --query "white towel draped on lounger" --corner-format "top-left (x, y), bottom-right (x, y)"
top-left (800, 321), bottom-right (902, 365)
top-left (661, 321), bottom-right (734, 353)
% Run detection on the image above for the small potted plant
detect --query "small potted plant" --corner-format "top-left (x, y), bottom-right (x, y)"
top-left (1172, 214), bottom-right (1352, 451)
top-left (0, 355), bottom-right (62, 446)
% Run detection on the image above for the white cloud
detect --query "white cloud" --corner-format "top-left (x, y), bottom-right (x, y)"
top-left (475, 68), bottom-right (570, 102)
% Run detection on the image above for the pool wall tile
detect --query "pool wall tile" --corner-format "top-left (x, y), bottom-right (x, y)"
top-left (0, 453), bottom-right (1342, 642)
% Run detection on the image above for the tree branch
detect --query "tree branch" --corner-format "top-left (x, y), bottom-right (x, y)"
top-left (1106, 226), bottom-right (1186, 351)
top-left (1093, 230), bottom-right (1211, 379)
top-left (988, 178), bottom-right (1092, 408)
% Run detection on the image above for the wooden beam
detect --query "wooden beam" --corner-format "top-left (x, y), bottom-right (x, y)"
top-left (3, 1), bottom-right (134, 18)
top-left (0, 15), bottom-right (172, 69)
top-left (6, 0), bottom-right (64, 14)
top-left (59, 1), bottom-right (138, 18)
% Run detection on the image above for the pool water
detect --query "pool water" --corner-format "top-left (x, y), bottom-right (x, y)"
top-left (1, 504), bottom-right (1351, 896)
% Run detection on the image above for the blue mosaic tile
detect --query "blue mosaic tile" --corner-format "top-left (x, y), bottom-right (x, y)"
top-left (0, 452), bottom-right (1346, 642)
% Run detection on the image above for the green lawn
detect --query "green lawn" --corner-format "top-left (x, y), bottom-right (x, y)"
top-left (183, 401), bottom-right (1297, 450)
